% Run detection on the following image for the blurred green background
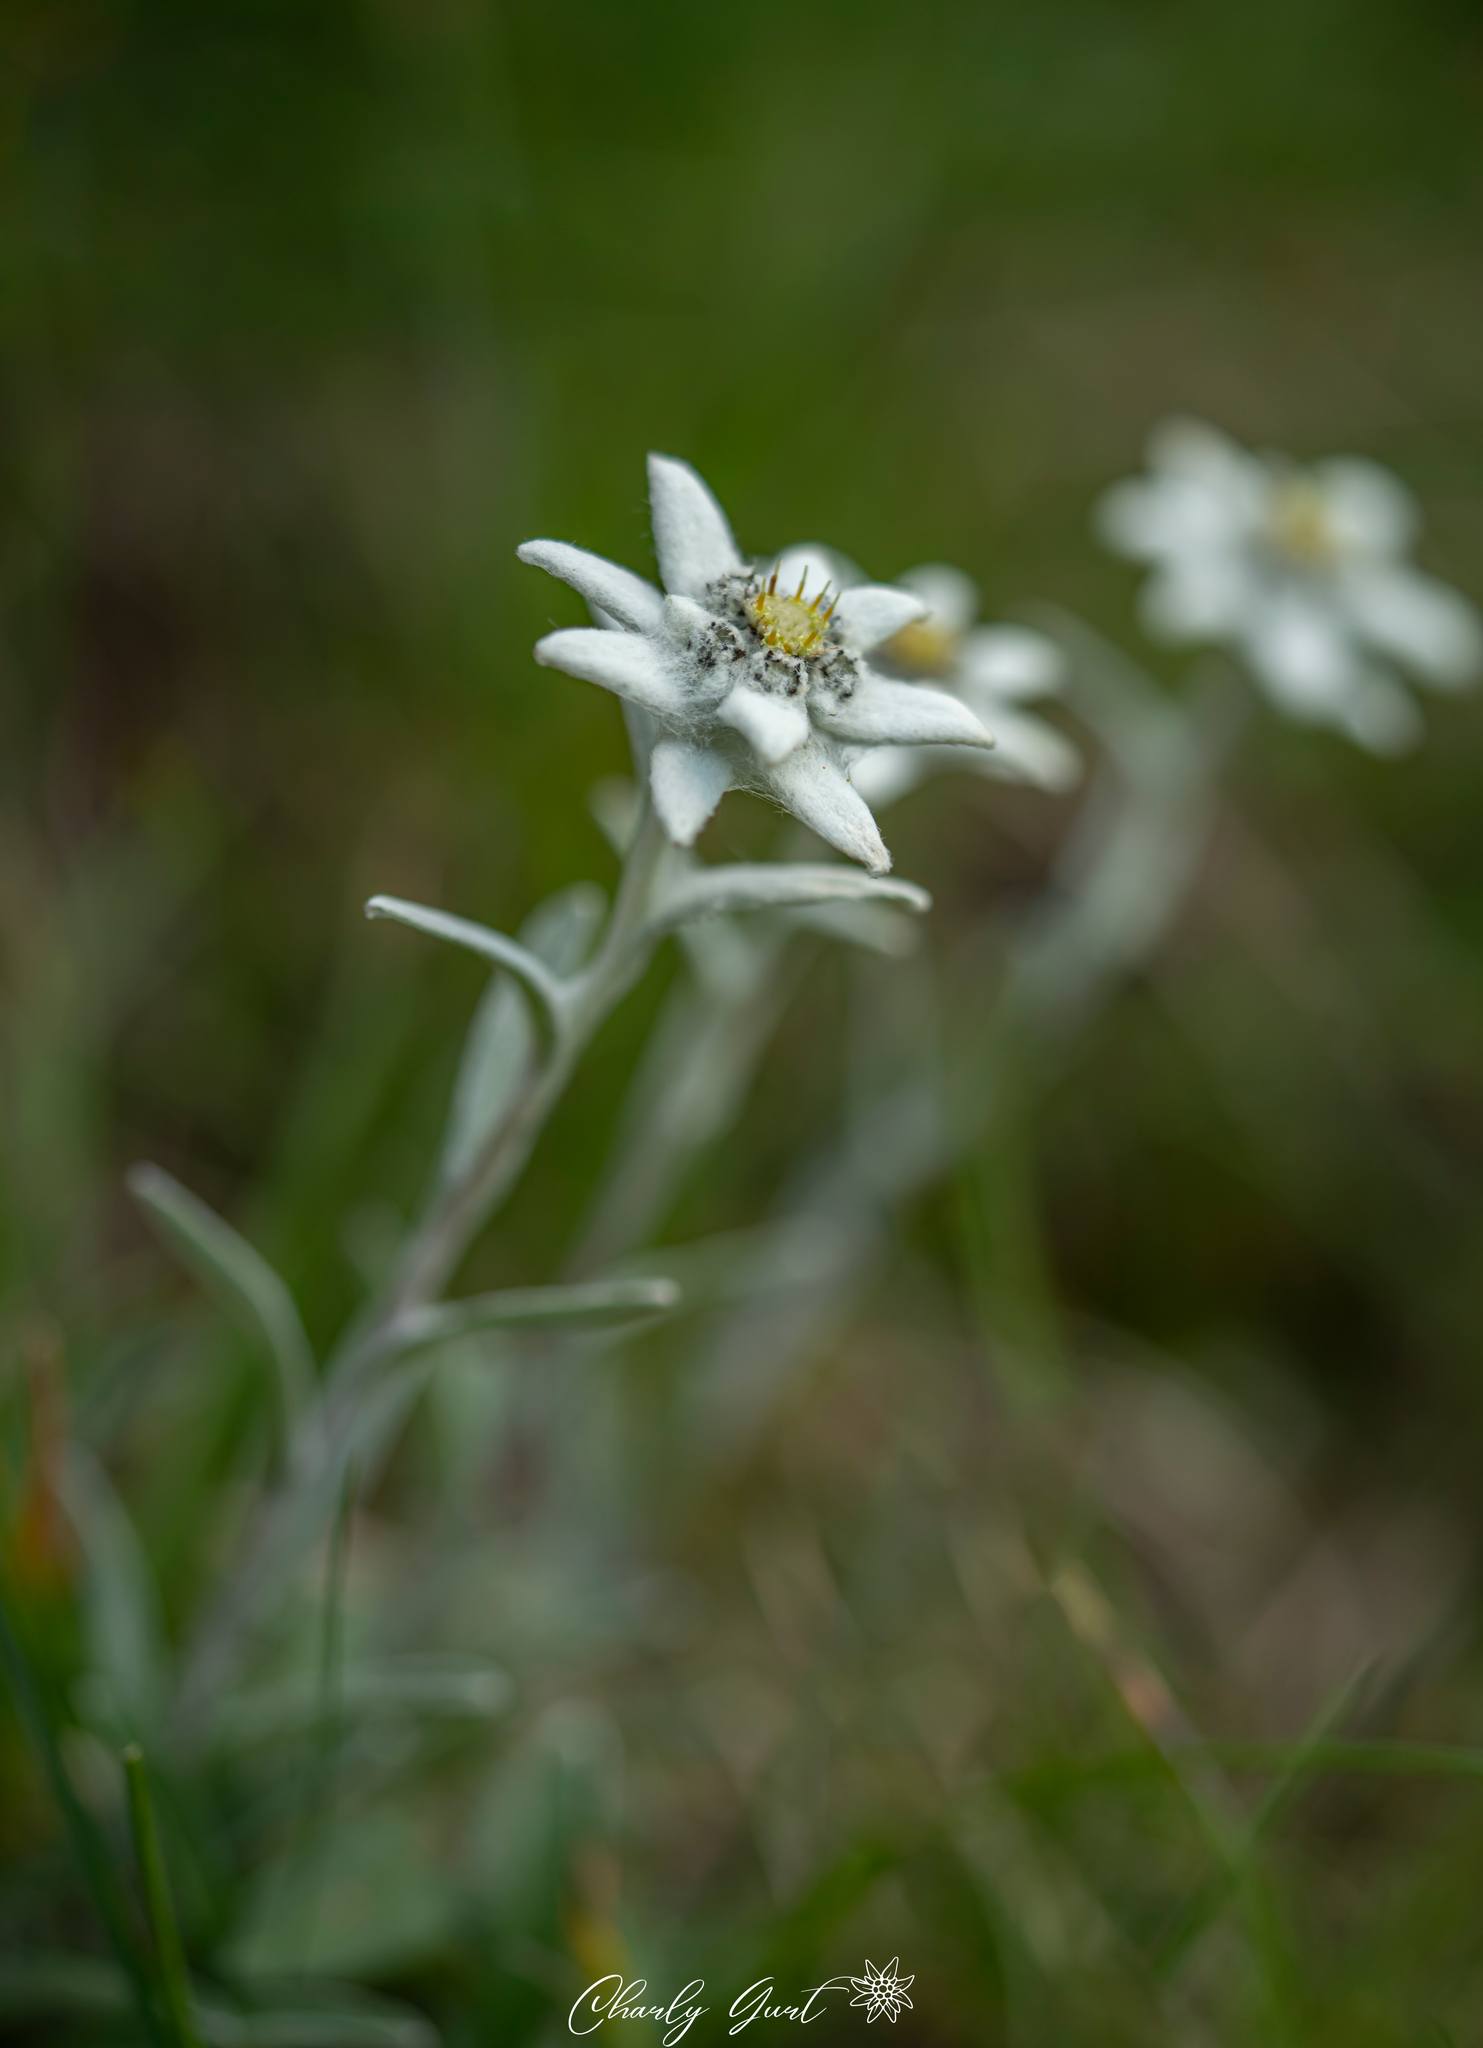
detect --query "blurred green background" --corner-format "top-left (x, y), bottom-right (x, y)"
top-left (4, 0), bottom-right (1483, 2042)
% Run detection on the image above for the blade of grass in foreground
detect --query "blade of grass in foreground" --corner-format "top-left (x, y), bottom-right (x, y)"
top-left (1044, 1565), bottom-right (1299, 2039)
top-left (124, 1743), bottom-right (205, 2048)
top-left (0, 1596), bottom-right (166, 2045)
top-left (1150, 1668), bottom-right (1372, 1981)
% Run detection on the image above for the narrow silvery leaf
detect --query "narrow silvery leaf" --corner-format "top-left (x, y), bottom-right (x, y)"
top-left (786, 900), bottom-right (924, 956)
top-left (365, 896), bottom-right (569, 1030)
top-left (214, 1654), bottom-right (512, 1748)
top-left (649, 862), bottom-right (929, 935)
top-left (389, 1276), bottom-right (681, 1358)
top-left (438, 883), bottom-right (605, 1189)
top-left (440, 981), bottom-right (534, 1191)
top-left (59, 1451), bottom-right (168, 1732)
top-left (127, 1164), bottom-right (314, 1433)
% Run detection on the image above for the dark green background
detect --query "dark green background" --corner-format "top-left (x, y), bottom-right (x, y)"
top-left (4, 1), bottom-right (1483, 2041)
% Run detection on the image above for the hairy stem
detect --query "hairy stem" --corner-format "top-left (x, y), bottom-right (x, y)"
top-left (173, 799), bottom-right (669, 1734)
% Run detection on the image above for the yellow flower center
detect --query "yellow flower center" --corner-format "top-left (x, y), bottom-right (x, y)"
top-left (881, 616), bottom-right (959, 678)
top-left (748, 565), bottom-right (838, 659)
top-left (1269, 477), bottom-right (1335, 567)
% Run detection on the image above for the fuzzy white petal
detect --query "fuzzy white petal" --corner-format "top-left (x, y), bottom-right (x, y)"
top-left (1140, 555), bottom-right (1252, 641)
top-left (1244, 592), bottom-right (1364, 724)
top-left (717, 685), bottom-right (810, 765)
top-left (533, 627), bottom-right (683, 716)
top-left (812, 675), bottom-right (993, 749)
top-left (1095, 478), bottom-right (1184, 560)
top-left (1314, 458), bottom-right (1418, 558)
top-left (1342, 565), bottom-right (1483, 690)
top-left (660, 591), bottom-right (714, 639)
top-left (896, 563), bottom-right (979, 637)
top-left (647, 454), bottom-right (743, 598)
top-left (649, 739), bottom-right (735, 846)
top-left (970, 705), bottom-right (1081, 789)
top-left (1099, 421), bottom-right (1266, 562)
top-left (1148, 415), bottom-right (1251, 488)
top-left (832, 584), bottom-right (929, 654)
top-left (854, 710), bottom-right (1079, 803)
top-left (517, 539), bottom-right (665, 636)
top-left (957, 625), bottom-right (1063, 701)
top-left (765, 744), bottom-right (891, 874)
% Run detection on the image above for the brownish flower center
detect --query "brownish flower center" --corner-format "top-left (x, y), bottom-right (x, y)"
top-left (881, 615), bottom-right (959, 677)
top-left (1269, 478), bottom-right (1336, 568)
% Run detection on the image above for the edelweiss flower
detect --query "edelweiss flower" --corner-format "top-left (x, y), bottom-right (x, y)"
top-left (518, 457), bottom-right (995, 873)
top-left (823, 559), bottom-right (1077, 806)
top-left (1096, 417), bottom-right (1483, 753)
top-left (849, 1958), bottom-right (914, 2024)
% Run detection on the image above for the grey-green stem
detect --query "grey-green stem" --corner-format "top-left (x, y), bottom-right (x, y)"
top-left (172, 800), bottom-right (670, 1736)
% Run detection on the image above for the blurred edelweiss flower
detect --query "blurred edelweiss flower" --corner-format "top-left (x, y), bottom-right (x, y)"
top-left (1097, 416), bottom-right (1483, 753)
top-left (518, 456), bottom-right (996, 873)
top-left (827, 558), bottom-right (1078, 806)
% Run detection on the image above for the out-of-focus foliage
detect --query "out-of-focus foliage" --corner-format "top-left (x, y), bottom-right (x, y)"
top-left (3, 0), bottom-right (1483, 2043)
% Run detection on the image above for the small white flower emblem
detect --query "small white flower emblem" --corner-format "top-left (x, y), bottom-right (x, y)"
top-left (518, 456), bottom-right (996, 873)
top-left (849, 1957), bottom-right (915, 2024)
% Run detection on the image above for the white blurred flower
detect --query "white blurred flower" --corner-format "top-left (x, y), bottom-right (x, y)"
top-left (768, 549), bottom-right (1077, 811)
top-left (1097, 417), bottom-right (1483, 753)
top-left (518, 457), bottom-right (994, 873)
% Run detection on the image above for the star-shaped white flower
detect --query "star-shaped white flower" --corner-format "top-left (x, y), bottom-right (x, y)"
top-left (849, 1957), bottom-right (915, 2024)
top-left (1096, 417), bottom-right (1483, 753)
top-left (823, 558), bottom-right (1077, 807)
top-left (518, 457), bottom-right (995, 873)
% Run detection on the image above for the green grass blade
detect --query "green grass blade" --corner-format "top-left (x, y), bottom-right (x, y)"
top-left (124, 1743), bottom-right (206, 2048)
top-left (1151, 1668), bottom-right (1372, 1980)
top-left (0, 1596), bottom-right (166, 2044)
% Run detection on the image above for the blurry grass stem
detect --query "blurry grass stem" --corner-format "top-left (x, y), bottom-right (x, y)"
top-left (123, 1744), bottom-right (205, 2048)
top-left (0, 1601), bottom-right (167, 2045)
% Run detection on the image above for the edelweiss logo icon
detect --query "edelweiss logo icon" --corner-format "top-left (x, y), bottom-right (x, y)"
top-left (848, 1958), bottom-right (914, 2024)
